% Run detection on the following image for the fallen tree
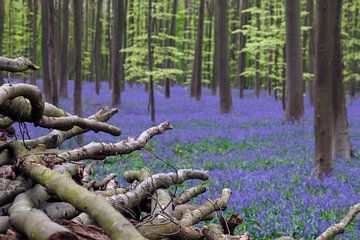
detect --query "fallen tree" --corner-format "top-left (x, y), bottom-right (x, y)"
top-left (0, 56), bottom-right (358, 240)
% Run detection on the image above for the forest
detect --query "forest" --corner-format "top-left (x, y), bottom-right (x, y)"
top-left (0, 0), bottom-right (359, 239)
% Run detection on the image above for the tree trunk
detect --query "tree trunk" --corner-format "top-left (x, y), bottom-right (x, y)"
top-left (0, 0), bottom-right (4, 85)
top-left (215, 0), bottom-right (232, 113)
top-left (306, 0), bottom-right (315, 106)
top-left (60, 0), bottom-right (69, 98)
top-left (28, 0), bottom-right (38, 86)
top-left (239, 0), bottom-right (248, 99)
top-left (48, 0), bottom-right (58, 106)
top-left (94, 0), bottom-right (103, 95)
top-left (190, 0), bottom-right (205, 101)
top-left (41, 0), bottom-right (51, 101)
top-left (74, 0), bottom-right (83, 143)
top-left (332, 0), bottom-right (352, 159)
top-left (111, 0), bottom-right (124, 106)
top-left (314, 0), bottom-right (341, 177)
top-left (284, 0), bottom-right (304, 123)
top-left (148, 0), bottom-right (155, 122)
top-left (164, 0), bottom-right (177, 98)
top-left (255, 0), bottom-right (261, 99)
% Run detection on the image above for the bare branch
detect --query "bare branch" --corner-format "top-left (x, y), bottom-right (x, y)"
top-left (57, 121), bottom-right (173, 162)
top-left (316, 203), bottom-right (360, 240)
top-left (37, 115), bottom-right (121, 136)
top-left (26, 108), bottom-right (119, 148)
top-left (107, 169), bottom-right (209, 210)
top-left (174, 184), bottom-right (207, 205)
top-left (124, 167), bottom-right (152, 183)
top-left (180, 188), bottom-right (232, 227)
top-left (0, 56), bottom-right (39, 72)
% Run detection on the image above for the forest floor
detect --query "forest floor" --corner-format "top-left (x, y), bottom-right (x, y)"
top-left (27, 81), bottom-right (360, 239)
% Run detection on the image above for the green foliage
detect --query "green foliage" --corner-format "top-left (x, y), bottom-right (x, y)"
top-left (124, 0), bottom-right (184, 85)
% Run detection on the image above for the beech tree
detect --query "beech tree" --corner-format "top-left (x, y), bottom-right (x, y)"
top-left (314, 0), bottom-right (351, 177)
top-left (190, 0), bottom-right (205, 101)
top-left (60, 0), bottom-right (69, 98)
top-left (148, 0), bottom-right (155, 122)
top-left (284, 0), bottom-right (304, 122)
top-left (74, 0), bottom-right (82, 122)
top-left (214, 0), bottom-right (232, 113)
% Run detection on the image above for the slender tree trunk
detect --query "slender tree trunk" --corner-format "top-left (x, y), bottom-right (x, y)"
top-left (239, 0), bottom-right (248, 99)
top-left (211, 0), bottom-right (218, 96)
top-left (206, 0), bottom-right (214, 90)
top-left (215, 0), bottom-right (232, 113)
top-left (74, 0), bottom-right (83, 125)
top-left (60, 0), bottom-right (69, 97)
top-left (111, 0), bottom-right (124, 106)
top-left (128, 0), bottom-right (134, 87)
top-left (148, 0), bottom-right (155, 122)
top-left (28, 0), bottom-right (38, 85)
top-left (282, 45), bottom-right (286, 111)
top-left (307, 0), bottom-right (315, 106)
top-left (314, 0), bottom-right (342, 177)
top-left (41, 0), bottom-right (52, 101)
top-left (107, 0), bottom-right (112, 89)
top-left (49, 0), bottom-right (58, 106)
top-left (164, 0), bottom-right (177, 98)
top-left (94, 0), bottom-right (103, 95)
top-left (0, 0), bottom-right (4, 85)
top-left (255, 0), bottom-right (261, 98)
top-left (190, 0), bottom-right (205, 101)
top-left (332, 1), bottom-right (352, 159)
top-left (284, 0), bottom-right (304, 122)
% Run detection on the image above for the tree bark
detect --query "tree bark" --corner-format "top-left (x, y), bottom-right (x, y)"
top-left (214, 0), bottom-right (232, 113)
top-left (190, 0), bottom-right (205, 101)
top-left (0, 0), bottom-right (4, 84)
top-left (74, 0), bottom-right (83, 143)
top-left (164, 0), bottom-right (177, 98)
top-left (239, 0), bottom-right (248, 99)
top-left (111, 0), bottom-right (124, 106)
top-left (314, 0), bottom-right (340, 176)
top-left (94, 0), bottom-right (103, 95)
top-left (255, 0), bottom-right (261, 99)
top-left (29, 0), bottom-right (38, 86)
top-left (60, 0), bottom-right (69, 98)
top-left (332, 0), bottom-right (352, 159)
top-left (307, 0), bottom-right (315, 106)
top-left (284, 0), bottom-right (304, 122)
top-left (48, 0), bottom-right (58, 106)
top-left (41, 0), bottom-right (51, 101)
top-left (148, 0), bottom-right (155, 122)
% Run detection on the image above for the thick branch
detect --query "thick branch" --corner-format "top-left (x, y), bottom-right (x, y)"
top-left (180, 188), bottom-right (232, 227)
top-left (124, 167), bottom-right (152, 183)
top-left (26, 108), bottom-right (119, 148)
top-left (151, 189), bottom-right (173, 217)
top-left (0, 84), bottom-right (44, 122)
top-left (40, 202), bottom-right (79, 220)
top-left (57, 121), bottom-right (173, 162)
top-left (21, 157), bottom-right (146, 240)
top-left (37, 115), bottom-right (121, 136)
top-left (316, 203), bottom-right (360, 240)
top-left (107, 169), bottom-right (208, 210)
top-left (0, 56), bottom-right (39, 72)
top-left (202, 224), bottom-right (250, 240)
top-left (0, 176), bottom-right (32, 206)
top-left (8, 185), bottom-right (77, 240)
top-left (174, 184), bottom-right (207, 205)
